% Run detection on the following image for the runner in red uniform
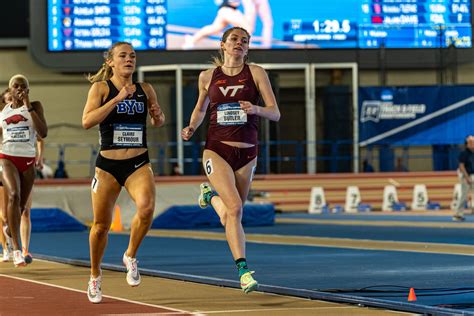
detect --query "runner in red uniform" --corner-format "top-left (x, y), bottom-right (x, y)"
top-left (0, 75), bottom-right (47, 267)
top-left (182, 27), bottom-right (280, 293)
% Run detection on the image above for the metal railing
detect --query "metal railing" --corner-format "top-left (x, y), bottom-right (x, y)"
top-left (44, 141), bottom-right (460, 178)
top-left (44, 143), bottom-right (98, 177)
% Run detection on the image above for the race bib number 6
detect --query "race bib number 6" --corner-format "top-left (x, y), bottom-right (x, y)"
top-left (204, 159), bottom-right (213, 176)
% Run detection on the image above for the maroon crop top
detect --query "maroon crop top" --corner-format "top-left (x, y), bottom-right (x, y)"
top-left (206, 64), bottom-right (261, 145)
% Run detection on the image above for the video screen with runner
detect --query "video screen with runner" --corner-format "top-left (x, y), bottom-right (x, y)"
top-left (47, 0), bottom-right (472, 51)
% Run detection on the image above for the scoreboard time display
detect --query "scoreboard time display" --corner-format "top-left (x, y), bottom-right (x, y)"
top-left (47, 0), bottom-right (472, 51)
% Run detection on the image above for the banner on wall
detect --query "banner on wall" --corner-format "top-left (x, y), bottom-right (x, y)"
top-left (359, 85), bottom-right (474, 146)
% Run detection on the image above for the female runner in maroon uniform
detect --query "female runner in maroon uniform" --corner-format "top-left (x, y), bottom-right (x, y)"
top-left (82, 42), bottom-right (165, 303)
top-left (182, 27), bottom-right (280, 293)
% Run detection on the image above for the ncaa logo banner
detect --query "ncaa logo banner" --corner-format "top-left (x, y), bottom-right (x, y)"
top-left (359, 85), bottom-right (474, 146)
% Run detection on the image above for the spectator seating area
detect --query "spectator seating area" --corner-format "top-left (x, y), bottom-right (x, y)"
top-left (250, 171), bottom-right (459, 212)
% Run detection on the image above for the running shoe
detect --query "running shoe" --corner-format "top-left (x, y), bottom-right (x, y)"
top-left (452, 214), bottom-right (466, 222)
top-left (87, 275), bottom-right (102, 303)
top-left (22, 247), bottom-right (33, 264)
top-left (12, 250), bottom-right (26, 267)
top-left (2, 249), bottom-right (10, 262)
top-left (123, 252), bottom-right (141, 286)
top-left (23, 253), bottom-right (33, 264)
top-left (198, 183), bottom-right (213, 209)
top-left (240, 271), bottom-right (258, 294)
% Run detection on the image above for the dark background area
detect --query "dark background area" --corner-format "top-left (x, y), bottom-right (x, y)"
top-left (1, 0), bottom-right (29, 39)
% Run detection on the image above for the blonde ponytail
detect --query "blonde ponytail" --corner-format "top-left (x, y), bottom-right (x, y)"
top-left (86, 41), bottom-right (133, 83)
top-left (87, 63), bottom-right (113, 83)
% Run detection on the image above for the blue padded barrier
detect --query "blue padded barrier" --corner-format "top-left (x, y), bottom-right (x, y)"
top-left (331, 205), bottom-right (344, 213)
top-left (392, 202), bottom-right (408, 211)
top-left (31, 208), bottom-right (87, 232)
top-left (357, 203), bottom-right (372, 212)
top-left (152, 203), bottom-right (275, 229)
top-left (427, 202), bottom-right (441, 210)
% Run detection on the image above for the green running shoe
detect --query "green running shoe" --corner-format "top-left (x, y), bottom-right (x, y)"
top-left (240, 271), bottom-right (258, 294)
top-left (198, 183), bottom-right (213, 209)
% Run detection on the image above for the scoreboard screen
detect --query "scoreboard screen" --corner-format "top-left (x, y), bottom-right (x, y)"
top-left (47, 0), bottom-right (472, 51)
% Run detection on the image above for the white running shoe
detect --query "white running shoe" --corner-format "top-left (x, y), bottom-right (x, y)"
top-left (2, 249), bottom-right (10, 262)
top-left (87, 275), bottom-right (102, 303)
top-left (13, 250), bottom-right (26, 267)
top-left (123, 252), bottom-right (141, 286)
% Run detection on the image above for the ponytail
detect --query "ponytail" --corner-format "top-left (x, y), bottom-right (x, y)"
top-left (87, 62), bottom-right (113, 83)
top-left (86, 41), bottom-right (133, 83)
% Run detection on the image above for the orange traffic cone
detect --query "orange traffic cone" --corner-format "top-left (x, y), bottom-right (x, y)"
top-left (408, 287), bottom-right (417, 302)
top-left (110, 205), bottom-right (124, 232)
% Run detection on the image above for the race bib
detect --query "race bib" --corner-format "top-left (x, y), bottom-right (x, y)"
top-left (112, 124), bottom-right (143, 147)
top-left (6, 126), bottom-right (30, 142)
top-left (216, 102), bottom-right (247, 126)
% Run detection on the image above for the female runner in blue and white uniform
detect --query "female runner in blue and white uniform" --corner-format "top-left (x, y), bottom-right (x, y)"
top-left (82, 42), bottom-right (165, 303)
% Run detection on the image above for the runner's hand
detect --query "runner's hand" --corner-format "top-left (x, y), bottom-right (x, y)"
top-left (181, 126), bottom-right (195, 140)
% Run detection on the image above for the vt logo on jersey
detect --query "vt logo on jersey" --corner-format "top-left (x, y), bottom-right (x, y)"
top-left (116, 99), bottom-right (145, 115)
top-left (219, 85), bottom-right (244, 97)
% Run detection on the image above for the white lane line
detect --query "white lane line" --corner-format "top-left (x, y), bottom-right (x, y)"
top-left (0, 273), bottom-right (192, 314)
top-left (197, 306), bottom-right (355, 314)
